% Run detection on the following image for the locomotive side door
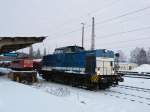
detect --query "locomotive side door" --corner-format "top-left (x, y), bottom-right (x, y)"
top-left (85, 55), bottom-right (96, 74)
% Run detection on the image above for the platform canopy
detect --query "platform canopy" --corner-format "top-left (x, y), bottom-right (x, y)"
top-left (0, 37), bottom-right (46, 53)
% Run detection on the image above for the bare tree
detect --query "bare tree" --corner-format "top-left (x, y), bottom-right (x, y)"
top-left (147, 48), bottom-right (150, 64)
top-left (43, 47), bottom-right (47, 56)
top-left (35, 48), bottom-right (41, 59)
top-left (29, 46), bottom-right (34, 58)
top-left (130, 47), bottom-right (147, 65)
top-left (138, 48), bottom-right (147, 65)
top-left (130, 47), bottom-right (141, 63)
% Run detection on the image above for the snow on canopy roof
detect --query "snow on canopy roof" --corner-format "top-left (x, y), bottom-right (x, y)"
top-left (132, 64), bottom-right (150, 73)
top-left (0, 36), bottom-right (46, 53)
top-left (0, 36), bottom-right (46, 40)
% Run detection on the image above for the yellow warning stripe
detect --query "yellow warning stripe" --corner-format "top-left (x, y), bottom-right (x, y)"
top-left (91, 75), bottom-right (99, 83)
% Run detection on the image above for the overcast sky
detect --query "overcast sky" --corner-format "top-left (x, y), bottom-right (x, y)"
top-left (0, 0), bottom-right (150, 57)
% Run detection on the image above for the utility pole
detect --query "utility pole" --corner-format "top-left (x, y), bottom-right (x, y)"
top-left (91, 17), bottom-right (95, 50)
top-left (81, 23), bottom-right (85, 48)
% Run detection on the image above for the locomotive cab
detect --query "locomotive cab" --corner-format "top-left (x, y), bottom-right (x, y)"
top-left (95, 49), bottom-right (115, 76)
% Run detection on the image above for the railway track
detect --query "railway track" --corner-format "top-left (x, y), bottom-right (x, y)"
top-left (104, 90), bottom-right (150, 106)
top-left (124, 75), bottom-right (150, 79)
top-left (118, 71), bottom-right (150, 79)
top-left (103, 84), bottom-right (150, 106)
top-left (106, 90), bottom-right (150, 101)
top-left (117, 85), bottom-right (150, 93)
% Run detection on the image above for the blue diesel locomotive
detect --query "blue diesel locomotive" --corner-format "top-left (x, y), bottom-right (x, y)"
top-left (40, 46), bottom-right (123, 89)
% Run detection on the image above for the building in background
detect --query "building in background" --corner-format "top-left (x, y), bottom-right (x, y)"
top-left (118, 62), bottom-right (138, 71)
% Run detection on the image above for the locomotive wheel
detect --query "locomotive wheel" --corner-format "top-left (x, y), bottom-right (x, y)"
top-left (86, 83), bottom-right (97, 90)
top-left (16, 76), bottom-right (20, 83)
top-left (12, 75), bottom-right (16, 81)
top-left (32, 76), bottom-right (36, 83)
top-left (99, 83), bottom-right (110, 89)
top-left (41, 74), bottom-right (49, 81)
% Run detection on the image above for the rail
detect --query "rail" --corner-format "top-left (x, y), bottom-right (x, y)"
top-left (117, 71), bottom-right (150, 79)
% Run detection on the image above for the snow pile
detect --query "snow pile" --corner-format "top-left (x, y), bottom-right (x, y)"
top-left (132, 64), bottom-right (150, 73)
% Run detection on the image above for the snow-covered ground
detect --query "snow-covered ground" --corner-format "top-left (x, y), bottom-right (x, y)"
top-left (0, 67), bottom-right (149, 112)
top-left (121, 77), bottom-right (150, 89)
top-left (0, 76), bottom-right (82, 112)
top-left (0, 75), bottom-right (150, 112)
top-left (31, 78), bottom-right (150, 112)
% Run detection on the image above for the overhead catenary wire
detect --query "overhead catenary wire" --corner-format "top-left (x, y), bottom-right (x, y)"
top-left (84, 25), bottom-right (150, 42)
top-left (96, 25), bottom-right (150, 39)
top-left (106, 43), bottom-right (150, 51)
top-left (98, 37), bottom-right (150, 50)
top-left (95, 5), bottom-right (150, 25)
top-left (44, 4), bottom-right (150, 52)
top-left (49, 0), bottom-right (122, 35)
top-left (48, 5), bottom-right (150, 40)
top-left (99, 36), bottom-right (150, 46)
top-left (86, 0), bottom-right (122, 16)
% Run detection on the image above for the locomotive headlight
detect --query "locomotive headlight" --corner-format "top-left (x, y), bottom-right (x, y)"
top-left (97, 72), bottom-right (100, 75)
top-left (97, 68), bottom-right (101, 75)
top-left (112, 70), bottom-right (115, 75)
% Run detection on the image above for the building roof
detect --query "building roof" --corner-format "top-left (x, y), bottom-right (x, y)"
top-left (0, 36), bottom-right (46, 53)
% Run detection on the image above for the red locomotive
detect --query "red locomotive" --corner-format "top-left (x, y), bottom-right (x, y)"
top-left (10, 59), bottom-right (33, 70)
top-left (8, 59), bottom-right (37, 84)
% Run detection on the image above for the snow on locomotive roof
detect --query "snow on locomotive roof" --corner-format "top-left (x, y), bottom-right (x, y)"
top-left (54, 45), bottom-right (85, 54)
top-left (54, 45), bottom-right (114, 56)
top-left (55, 46), bottom-right (84, 51)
